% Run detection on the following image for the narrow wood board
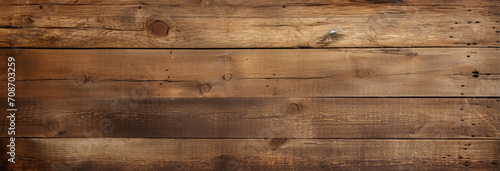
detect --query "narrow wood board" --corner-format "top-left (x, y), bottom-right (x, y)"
top-left (1, 138), bottom-right (498, 170)
top-left (0, 98), bottom-right (498, 138)
top-left (1, 0), bottom-right (499, 48)
top-left (2, 0), bottom-right (500, 6)
top-left (1, 48), bottom-right (499, 97)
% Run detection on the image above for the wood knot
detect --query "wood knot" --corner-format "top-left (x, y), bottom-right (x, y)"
top-left (354, 68), bottom-right (372, 78)
top-left (200, 84), bottom-right (211, 94)
top-left (47, 120), bottom-right (66, 136)
top-left (270, 138), bottom-right (288, 150)
top-left (24, 16), bottom-right (34, 25)
top-left (286, 103), bottom-right (300, 114)
top-left (461, 160), bottom-right (471, 167)
top-left (222, 73), bottom-right (232, 80)
top-left (48, 36), bottom-right (60, 43)
top-left (75, 75), bottom-right (91, 84)
top-left (151, 21), bottom-right (169, 37)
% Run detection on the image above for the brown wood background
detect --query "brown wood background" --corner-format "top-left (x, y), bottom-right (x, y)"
top-left (0, 0), bottom-right (499, 170)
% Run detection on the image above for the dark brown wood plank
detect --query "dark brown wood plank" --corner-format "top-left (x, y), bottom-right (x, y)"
top-left (1, 48), bottom-right (498, 97)
top-left (1, 138), bottom-right (498, 170)
top-left (1, 0), bottom-right (499, 48)
top-left (0, 98), bottom-right (497, 138)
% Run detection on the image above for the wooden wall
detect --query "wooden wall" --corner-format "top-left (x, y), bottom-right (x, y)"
top-left (0, 0), bottom-right (499, 170)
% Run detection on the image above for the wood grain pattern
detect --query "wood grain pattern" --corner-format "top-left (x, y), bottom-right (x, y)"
top-left (0, 98), bottom-right (498, 138)
top-left (1, 138), bottom-right (498, 170)
top-left (1, 0), bottom-right (499, 48)
top-left (1, 48), bottom-right (498, 98)
top-left (1, 0), bottom-right (499, 170)
top-left (2, 0), bottom-right (500, 6)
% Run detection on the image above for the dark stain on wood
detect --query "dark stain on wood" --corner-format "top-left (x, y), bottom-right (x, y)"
top-left (151, 21), bottom-right (169, 37)
top-left (271, 138), bottom-right (288, 150)
top-left (286, 103), bottom-right (300, 115)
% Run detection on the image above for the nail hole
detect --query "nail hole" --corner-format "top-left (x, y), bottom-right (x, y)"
top-left (282, 5), bottom-right (286, 8)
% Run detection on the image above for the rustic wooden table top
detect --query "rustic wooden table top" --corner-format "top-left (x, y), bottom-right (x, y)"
top-left (1, 0), bottom-right (499, 170)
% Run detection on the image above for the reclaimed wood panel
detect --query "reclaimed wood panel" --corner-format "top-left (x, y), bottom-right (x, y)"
top-left (1, 138), bottom-right (498, 170)
top-left (1, 0), bottom-right (499, 170)
top-left (0, 98), bottom-right (498, 138)
top-left (1, 48), bottom-right (499, 98)
top-left (1, 0), bottom-right (499, 48)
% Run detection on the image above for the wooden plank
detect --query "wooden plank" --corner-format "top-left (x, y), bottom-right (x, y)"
top-left (1, 138), bottom-right (498, 170)
top-left (2, 0), bottom-right (499, 6)
top-left (0, 98), bottom-right (498, 138)
top-left (1, 48), bottom-right (499, 97)
top-left (1, 1), bottom-right (499, 48)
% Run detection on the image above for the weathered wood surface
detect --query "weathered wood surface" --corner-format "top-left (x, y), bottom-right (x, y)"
top-left (1, 0), bottom-right (499, 48)
top-left (1, 0), bottom-right (499, 170)
top-left (1, 48), bottom-right (499, 97)
top-left (1, 138), bottom-right (498, 170)
top-left (2, 0), bottom-right (500, 6)
top-left (0, 98), bottom-right (498, 138)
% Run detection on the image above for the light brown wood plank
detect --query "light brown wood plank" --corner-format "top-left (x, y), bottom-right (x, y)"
top-left (1, 48), bottom-right (499, 97)
top-left (1, 0), bottom-right (499, 48)
top-left (1, 138), bottom-right (498, 170)
top-left (0, 98), bottom-right (498, 138)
